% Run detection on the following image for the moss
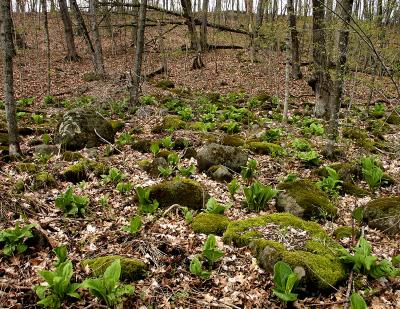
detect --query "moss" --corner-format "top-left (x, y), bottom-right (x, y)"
top-left (14, 179), bottom-right (25, 193)
top-left (131, 139), bottom-right (159, 153)
top-left (224, 213), bottom-right (346, 291)
top-left (148, 178), bottom-right (208, 210)
top-left (63, 159), bottom-right (108, 183)
top-left (343, 128), bottom-right (375, 151)
top-left (162, 115), bottom-right (186, 131)
top-left (277, 181), bottom-right (337, 219)
top-left (156, 150), bottom-right (175, 159)
top-left (192, 213), bottom-right (230, 235)
top-left (62, 151), bottom-right (83, 162)
top-left (364, 197), bottom-right (400, 235)
top-left (15, 162), bottom-right (37, 174)
top-left (382, 173), bottom-right (395, 187)
top-left (245, 141), bottom-right (284, 156)
top-left (82, 72), bottom-right (103, 82)
top-left (137, 159), bottom-right (151, 170)
top-left (316, 162), bottom-right (361, 183)
top-left (155, 79), bottom-right (175, 89)
top-left (34, 172), bottom-right (56, 189)
top-left (342, 182), bottom-right (369, 197)
top-left (333, 226), bottom-right (360, 240)
top-left (81, 256), bottom-right (147, 281)
top-left (387, 112), bottom-right (400, 125)
top-left (221, 134), bottom-right (245, 147)
top-left (108, 120), bottom-right (125, 132)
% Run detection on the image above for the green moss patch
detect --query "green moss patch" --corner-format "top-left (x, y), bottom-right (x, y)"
top-left (192, 213), bottom-right (230, 235)
top-left (220, 134), bottom-right (245, 147)
top-left (34, 172), bottom-right (56, 189)
top-left (15, 162), bottom-right (37, 174)
top-left (245, 141), bottom-right (284, 156)
top-left (62, 151), bottom-right (84, 162)
top-left (63, 159), bottom-right (108, 183)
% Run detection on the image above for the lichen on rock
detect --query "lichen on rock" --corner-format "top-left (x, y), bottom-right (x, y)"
top-left (192, 213), bottom-right (230, 235)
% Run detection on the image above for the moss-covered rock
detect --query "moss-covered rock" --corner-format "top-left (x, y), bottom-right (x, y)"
top-left (33, 144), bottom-right (58, 156)
top-left (387, 112), bottom-right (400, 125)
top-left (81, 256), bottom-right (147, 281)
top-left (161, 115), bottom-right (186, 131)
top-left (143, 157), bottom-right (168, 177)
top-left (155, 79), bottom-right (175, 89)
top-left (192, 213), bottom-right (230, 235)
top-left (147, 178), bottom-right (209, 210)
top-left (316, 162), bottom-right (361, 183)
top-left (223, 213), bottom-right (346, 291)
top-left (276, 181), bottom-right (337, 219)
top-left (207, 165), bottom-right (233, 182)
top-left (196, 143), bottom-right (248, 172)
top-left (363, 197), bottom-right (400, 235)
top-left (245, 141), bottom-right (284, 156)
top-left (333, 226), bottom-right (360, 240)
top-left (108, 119), bottom-right (125, 132)
top-left (62, 151), bottom-right (83, 162)
top-left (131, 139), bottom-right (159, 153)
top-left (156, 150), bottom-right (175, 159)
top-left (220, 134), bottom-right (245, 147)
top-left (15, 162), bottom-right (37, 174)
top-left (34, 172), bottom-right (56, 189)
top-left (342, 128), bottom-right (375, 151)
top-left (63, 159), bottom-right (108, 183)
top-left (14, 179), bottom-right (25, 193)
top-left (341, 182), bottom-right (369, 197)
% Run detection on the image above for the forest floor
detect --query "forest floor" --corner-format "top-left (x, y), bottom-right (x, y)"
top-left (0, 14), bottom-right (400, 309)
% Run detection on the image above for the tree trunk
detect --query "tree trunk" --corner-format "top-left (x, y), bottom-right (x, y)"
top-left (325, 0), bottom-right (354, 157)
top-left (50, 0), bottom-right (56, 12)
top-left (59, 0), bottom-right (80, 61)
top-left (181, 0), bottom-right (199, 50)
top-left (131, 0), bottom-right (139, 46)
top-left (1, 0), bottom-right (21, 156)
top-left (41, 0), bottom-right (51, 95)
top-left (130, 0), bottom-right (148, 106)
top-left (200, 0), bottom-right (209, 50)
top-left (288, 0), bottom-right (302, 79)
top-left (89, 0), bottom-right (106, 76)
top-left (312, 0), bottom-right (330, 118)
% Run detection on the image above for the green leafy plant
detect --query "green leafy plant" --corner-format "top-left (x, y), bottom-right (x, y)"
top-left (101, 167), bottom-right (124, 184)
top-left (243, 181), bottom-right (278, 212)
top-left (202, 234), bottom-right (224, 268)
top-left (339, 237), bottom-right (400, 279)
top-left (303, 122), bottom-right (324, 136)
top-left (189, 256), bottom-right (210, 279)
top-left (263, 128), bottom-right (282, 142)
top-left (43, 95), bottom-right (55, 106)
top-left (227, 178), bottom-right (240, 200)
top-left (53, 245), bottom-right (68, 267)
top-left (223, 120), bottom-right (241, 134)
top-left (297, 150), bottom-right (320, 166)
top-left (370, 102), bottom-right (385, 117)
top-left (360, 156), bottom-right (383, 190)
top-left (316, 166), bottom-right (343, 197)
top-left (0, 100), bottom-right (5, 109)
top-left (181, 206), bottom-right (194, 223)
top-left (291, 138), bottom-right (311, 151)
top-left (122, 215), bottom-right (142, 235)
top-left (247, 97), bottom-right (262, 109)
top-left (350, 292), bottom-right (367, 309)
top-left (178, 164), bottom-right (195, 177)
top-left (167, 153), bottom-right (179, 167)
top-left (272, 261), bottom-right (299, 303)
top-left (42, 133), bottom-right (51, 145)
top-left (116, 181), bottom-right (133, 194)
top-left (140, 95), bottom-right (157, 105)
top-left (35, 260), bottom-right (80, 308)
top-left (116, 132), bottom-right (132, 146)
top-left (99, 194), bottom-right (109, 208)
top-left (158, 165), bottom-right (174, 178)
top-left (32, 113), bottom-right (44, 124)
top-left (178, 106), bottom-right (194, 121)
top-left (36, 153), bottom-right (53, 164)
top-left (136, 186), bottom-right (159, 214)
top-left (281, 173), bottom-right (298, 183)
top-left (164, 98), bottom-right (183, 111)
top-left (205, 198), bottom-right (228, 214)
top-left (161, 136), bottom-right (174, 149)
top-left (55, 187), bottom-right (89, 216)
top-left (0, 222), bottom-right (35, 256)
top-left (82, 259), bottom-right (134, 307)
top-left (241, 159), bottom-right (258, 184)
top-left (17, 97), bottom-right (34, 107)
top-left (150, 143), bottom-right (160, 156)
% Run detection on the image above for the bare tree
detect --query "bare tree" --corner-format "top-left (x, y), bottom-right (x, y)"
top-left (130, 0), bottom-right (148, 106)
top-left (200, 0), bottom-right (209, 50)
top-left (1, 0), bottom-right (21, 156)
top-left (89, 0), bottom-right (106, 75)
top-left (181, 0), bottom-right (199, 50)
top-left (41, 0), bottom-right (51, 95)
top-left (59, 0), bottom-right (80, 61)
top-left (288, 0), bottom-right (302, 79)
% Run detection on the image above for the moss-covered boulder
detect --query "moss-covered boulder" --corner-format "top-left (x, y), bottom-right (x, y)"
top-left (333, 226), bottom-right (360, 240)
top-left (62, 151), bottom-right (83, 162)
top-left (153, 115), bottom-right (186, 133)
top-left (316, 163), bottom-right (361, 183)
top-left (276, 181), bottom-right (337, 219)
top-left (142, 157), bottom-right (168, 177)
top-left (63, 159), bottom-right (108, 183)
top-left (15, 162), bottom-right (37, 174)
top-left (155, 79), bottom-right (175, 89)
top-left (131, 138), bottom-right (159, 153)
top-left (245, 141), bottom-right (284, 156)
top-left (33, 144), bottom-right (58, 156)
top-left (342, 128), bottom-right (375, 151)
top-left (192, 213), bottom-right (230, 235)
top-left (363, 197), bottom-right (400, 235)
top-left (196, 143), bottom-right (248, 172)
top-left (146, 178), bottom-right (208, 209)
top-left (34, 172), bottom-right (56, 189)
top-left (81, 256), bottom-right (147, 281)
top-left (221, 134), bottom-right (245, 147)
top-left (387, 112), bottom-right (400, 125)
top-left (223, 213), bottom-right (346, 291)
top-left (207, 165), bottom-right (232, 182)
top-left (108, 119), bottom-right (125, 132)
top-left (56, 108), bottom-right (115, 151)
top-left (341, 182), bottom-right (369, 197)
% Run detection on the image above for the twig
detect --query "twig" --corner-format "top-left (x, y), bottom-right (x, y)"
top-left (343, 270), bottom-right (354, 309)
top-left (94, 128), bottom-right (122, 153)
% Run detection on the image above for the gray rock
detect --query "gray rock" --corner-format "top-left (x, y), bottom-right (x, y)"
top-left (209, 165), bottom-right (232, 182)
top-left (56, 109), bottom-right (115, 150)
top-left (144, 157), bottom-right (168, 177)
top-left (196, 143), bottom-right (248, 172)
top-left (364, 197), bottom-right (400, 235)
top-left (33, 144), bottom-right (58, 156)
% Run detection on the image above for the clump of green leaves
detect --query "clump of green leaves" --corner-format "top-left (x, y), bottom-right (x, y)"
top-left (98, 194), bottom-right (109, 208)
top-left (370, 102), bottom-right (385, 117)
top-left (202, 234), bottom-right (224, 268)
top-left (241, 159), bottom-right (258, 184)
top-left (222, 120), bottom-right (241, 134)
top-left (158, 165), bottom-right (174, 178)
top-left (53, 245), bottom-right (68, 267)
top-left (281, 173), bottom-right (298, 183)
top-left (150, 143), bottom-right (160, 156)
top-left (82, 259), bottom-right (134, 307)
top-left (360, 156), bottom-right (383, 190)
top-left (101, 167), bottom-right (124, 184)
top-left (339, 237), bottom-right (400, 279)
top-left (350, 292), bottom-right (367, 309)
top-left (177, 164), bottom-right (196, 177)
top-left (227, 178), bottom-right (240, 200)
top-left (55, 187), bottom-right (89, 216)
top-left (42, 133), bottom-right (51, 145)
top-left (181, 206), bottom-right (194, 223)
top-left (189, 256), bottom-right (210, 279)
top-left (0, 222), bottom-right (35, 256)
top-left (140, 95), bottom-right (157, 105)
top-left (243, 181), bottom-right (278, 212)
top-left (291, 138), bottom-right (311, 151)
top-left (17, 97), bottom-right (34, 107)
top-left (116, 132), bottom-right (132, 146)
top-left (161, 136), bottom-right (175, 149)
top-left (205, 198), bottom-right (228, 214)
top-left (136, 186), bottom-right (159, 214)
top-left (303, 122), bottom-right (324, 136)
top-left (178, 106), bottom-right (194, 121)
top-left (122, 215), bottom-right (142, 235)
top-left (263, 128), bottom-right (282, 142)
top-left (272, 261), bottom-right (300, 303)
top-left (35, 260), bottom-right (80, 308)
top-left (116, 181), bottom-right (133, 194)
top-left (31, 113), bottom-right (44, 124)
top-left (316, 166), bottom-right (343, 197)
top-left (297, 150), bottom-right (320, 166)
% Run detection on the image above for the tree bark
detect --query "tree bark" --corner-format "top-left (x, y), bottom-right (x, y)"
top-left (1, 0), bottom-right (21, 155)
top-left (181, 0), bottom-right (199, 50)
top-left (71, 0), bottom-right (95, 57)
top-left (288, 0), bottom-right (302, 79)
top-left (89, 0), bottom-right (106, 76)
top-left (130, 0), bottom-right (148, 106)
top-left (41, 0), bottom-right (51, 95)
top-left (59, 0), bottom-right (80, 61)
top-left (200, 0), bottom-right (209, 51)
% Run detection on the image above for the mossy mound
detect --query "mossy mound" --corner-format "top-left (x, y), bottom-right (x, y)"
top-left (161, 115), bottom-right (186, 131)
top-left (62, 151), bottom-right (84, 162)
top-left (156, 150), bottom-right (175, 159)
top-left (108, 119), bottom-right (125, 132)
top-left (245, 141), bottom-right (284, 156)
top-left (316, 162), bottom-right (361, 183)
top-left (333, 226), bottom-right (360, 240)
top-left (143, 157), bottom-right (168, 177)
top-left (387, 112), bottom-right (400, 125)
top-left (81, 255), bottom-right (147, 281)
top-left (276, 181), bottom-right (337, 219)
top-left (220, 134), bottom-right (245, 147)
top-left (63, 159), bottom-right (108, 183)
top-left (341, 182), bottom-right (369, 197)
top-left (131, 139), bottom-right (159, 153)
top-left (16, 162), bottom-right (37, 174)
top-left (14, 179), bottom-right (25, 193)
top-left (155, 79), bottom-right (175, 89)
top-left (207, 165), bottom-right (233, 182)
top-left (82, 72), bottom-right (104, 82)
top-left (342, 128), bottom-right (375, 151)
top-left (34, 172), bottom-right (56, 189)
top-left (364, 197), bottom-right (400, 235)
top-left (192, 213), bottom-right (230, 235)
top-left (223, 213), bottom-right (346, 291)
top-left (147, 178), bottom-right (208, 210)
